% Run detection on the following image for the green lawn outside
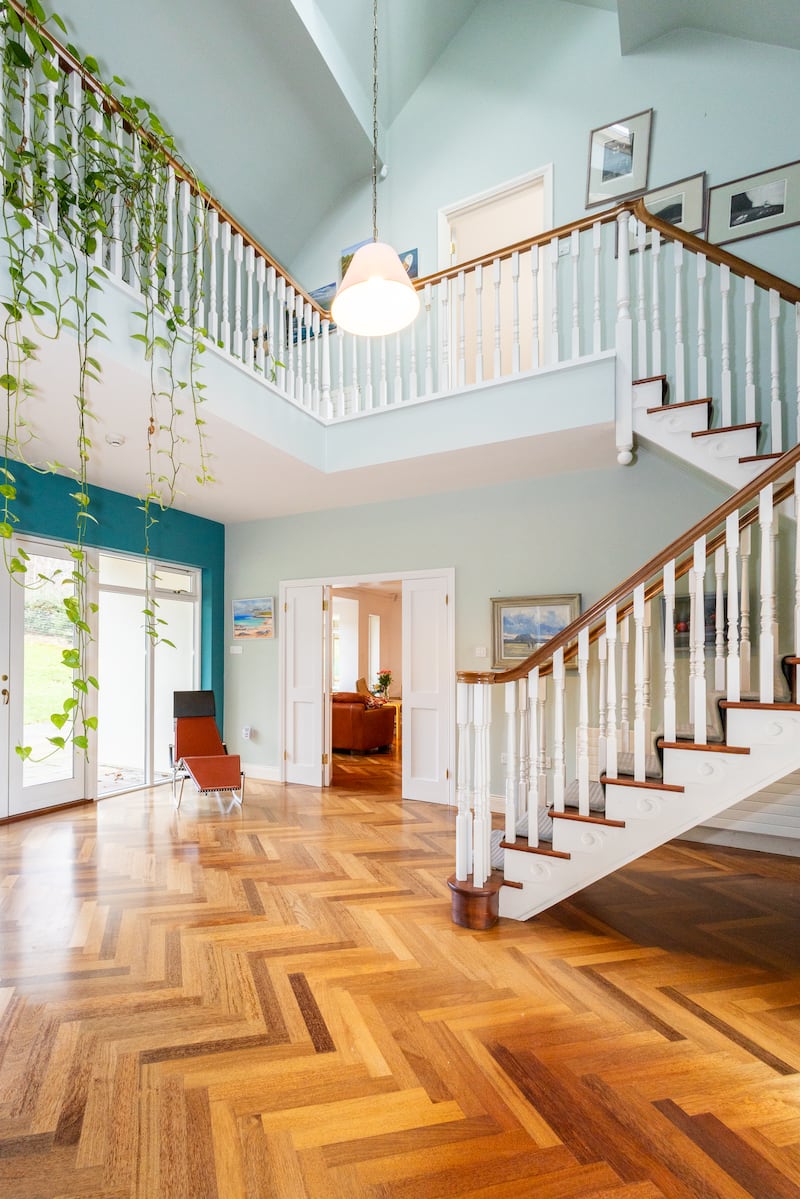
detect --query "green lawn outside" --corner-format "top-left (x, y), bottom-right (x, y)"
top-left (24, 635), bottom-right (73, 725)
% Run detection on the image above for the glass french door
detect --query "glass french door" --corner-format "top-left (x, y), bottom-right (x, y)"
top-left (4, 539), bottom-right (91, 818)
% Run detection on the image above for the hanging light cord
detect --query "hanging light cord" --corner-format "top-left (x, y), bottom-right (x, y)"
top-left (372, 0), bottom-right (379, 242)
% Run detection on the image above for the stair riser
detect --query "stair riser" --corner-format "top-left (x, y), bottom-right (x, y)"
top-left (645, 408), bottom-right (709, 435)
top-left (723, 708), bottom-right (800, 747)
top-left (550, 819), bottom-right (624, 856)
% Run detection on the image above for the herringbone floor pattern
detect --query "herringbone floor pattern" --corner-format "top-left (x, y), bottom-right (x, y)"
top-left (1, 769), bottom-right (800, 1198)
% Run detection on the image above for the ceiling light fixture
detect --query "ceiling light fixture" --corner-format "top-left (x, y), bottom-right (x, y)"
top-left (331, 0), bottom-right (420, 338)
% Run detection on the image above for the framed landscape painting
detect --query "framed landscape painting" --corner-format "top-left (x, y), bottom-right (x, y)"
top-left (232, 596), bottom-right (275, 640)
top-left (492, 594), bottom-right (581, 670)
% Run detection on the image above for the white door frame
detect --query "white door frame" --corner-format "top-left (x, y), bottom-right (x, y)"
top-left (437, 163), bottom-right (554, 270)
top-left (279, 567), bottom-right (455, 803)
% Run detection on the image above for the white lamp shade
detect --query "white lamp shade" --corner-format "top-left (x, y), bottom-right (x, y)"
top-left (331, 241), bottom-right (421, 337)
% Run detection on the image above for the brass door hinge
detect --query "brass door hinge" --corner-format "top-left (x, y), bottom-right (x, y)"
top-left (322, 753), bottom-right (329, 765)
top-left (283, 602), bottom-right (288, 613)
top-left (445, 768), bottom-right (450, 780)
top-left (445, 593), bottom-right (449, 605)
top-left (322, 598), bottom-right (329, 611)
top-left (283, 750), bottom-right (288, 761)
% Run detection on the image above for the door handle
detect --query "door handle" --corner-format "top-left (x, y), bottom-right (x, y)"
top-left (1, 689), bottom-right (8, 705)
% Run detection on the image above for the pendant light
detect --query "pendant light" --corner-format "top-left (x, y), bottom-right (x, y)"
top-left (331, 0), bottom-right (420, 337)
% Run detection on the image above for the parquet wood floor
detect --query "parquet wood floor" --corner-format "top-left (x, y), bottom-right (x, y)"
top-left (2, 772), bottom-right (800, 1198)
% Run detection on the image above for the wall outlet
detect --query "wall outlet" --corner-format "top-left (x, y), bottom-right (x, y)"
top-left (242, 726), bottom-right (251, 740)
top-left (475, 645), bottom-right (487, 658)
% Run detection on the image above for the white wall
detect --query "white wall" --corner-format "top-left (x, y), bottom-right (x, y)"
top-left (224, 445), bottom-right (728, 773)
top-left (291, 0), bottom-right (800, 290)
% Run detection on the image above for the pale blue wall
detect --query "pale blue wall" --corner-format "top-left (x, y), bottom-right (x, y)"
top-left (291, 0), bottom-right (800, 289)
top-left (225, 446), bottom-right (729, 772)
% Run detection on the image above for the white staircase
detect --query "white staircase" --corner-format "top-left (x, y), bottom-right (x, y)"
top-left (452, 447), bottom-right (800, 926)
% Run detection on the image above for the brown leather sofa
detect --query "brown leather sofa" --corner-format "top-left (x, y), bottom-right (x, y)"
top-left (331, 692), bottom-right (395, 752)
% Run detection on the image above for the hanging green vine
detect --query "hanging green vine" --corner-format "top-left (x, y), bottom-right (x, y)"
top-left (0, 0), bottom-right (214, 760)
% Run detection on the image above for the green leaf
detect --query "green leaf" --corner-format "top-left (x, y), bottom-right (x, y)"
top-left (47, 737), bottom-right (66, 750)
top-left (73, 735), bottom-right (89, 751)
top-left (84, 716), bottom-right (98, 731)
top-left (15, 745), bottom-right (32, 760)
top-left (50, 712), bottom-right (68, 729)
top-left (6, 40), bottom-right (33, 69)
top-left (87, 676), bottom-right (99, 689)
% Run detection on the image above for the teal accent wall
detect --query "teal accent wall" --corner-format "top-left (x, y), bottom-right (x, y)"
top-left (11, 463), bottom-right (226, 719)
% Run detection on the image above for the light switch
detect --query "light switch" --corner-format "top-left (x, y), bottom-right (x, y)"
top-left (229, 644), bottom-right (243, 654)
top-left (475, 646), bottom-right (487, 657)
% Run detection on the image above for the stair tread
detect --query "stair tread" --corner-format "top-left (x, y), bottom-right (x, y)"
top-left (550, 808), bottom-right (626, 828)
top-left (692, 421), bottom-right (760, 438)
top-left (633, 373), bottom-right (667, 386)
top-left (658, 739), bottom-right (750, 755)
top-left (500, 837), bottom-right (571, 860)
top-left (739, 452), bottom-right (783, 464)
top-left (601, 774), bottom-right (685, 793)
top-left (646, 397), bottom-right (712, 414)
top-left (720, 700), bottom-right (800, 711)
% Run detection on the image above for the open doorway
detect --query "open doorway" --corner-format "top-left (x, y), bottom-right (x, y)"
top-left (331, 581), bottom-right (402, 794)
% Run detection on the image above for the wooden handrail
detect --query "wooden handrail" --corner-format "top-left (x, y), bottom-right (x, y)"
top-left (631, 198), bottom-right (800, 306)
top-left (6, 0), bottom-right (325, 316)
top-left (458, 443), bottom-right (800, 685)
top-left (413, 205), bottom-right (625, 292)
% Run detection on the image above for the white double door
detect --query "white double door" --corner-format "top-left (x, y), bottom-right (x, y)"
top-left (282, 571), bottom-right (454, 804)
top-left (0, 538), bottom-right (92, 819)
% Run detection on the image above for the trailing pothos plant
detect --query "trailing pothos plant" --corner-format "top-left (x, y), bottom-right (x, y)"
top-left (0, 0), bottom-right (215, 761)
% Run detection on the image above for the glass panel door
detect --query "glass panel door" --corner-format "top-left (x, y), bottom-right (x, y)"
top-left (8, 542), bottom-right (88, 816)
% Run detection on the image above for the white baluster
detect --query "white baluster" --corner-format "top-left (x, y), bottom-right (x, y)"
top-left (552, 648), bottom-right (566, 813)
top-left (19, 34), bottom-right (33, 207)
top-left (266, 265), bottom-right (276, 378)
top-left (759, 484), bottom-right (775, 703)
top-left (321, 319), bottom-right (332, 419)
top-left (364, 337), bottom-right (373, 410)
top-left (284, 284), bottom-right (295, 396)
top-left (255, 257), bottom-right (265, 372)
top-left (336, 327), bottom-right (346, 417)
top-left (549, 236), bottom-right (559, 364)
top-left (408, 318), bottom-right (418, 402)
top-left (311, 309), bottom-right (320, 412)
top-left (300, 297), bottom-right (310, 403)
top-left (619, 615), bottom-right (630, 752)
top-left (795, 463), bottom-right (800, 669)
top-left (350, 332), bottom-right (360, 413)
top-left (455, 682), bottom-right (473, 882)
top-left (220, 223), bottom-right (232, 352)
top-left (720, 265), bottom-right (732, 426)
top-left (577, 627), bottom-right (590, 815)
top-left (244, 245), bottom-right (254, 366)
top-left (147, 173), bottom-right (158, 304)
top-left (605, 608), bottom-right (618, 778)
top-left (178, 178), bottom-right (190, 315)
top-left (663, 561), bottom-right (676, 743)
top-left (457, 270), bottom-right (466, 387)
top-left (527, 667), bottom-right (541, 847)
top-left (44, 53), bottom-right (58, 228)
top-left (504, 680), bottom-right (519, 843)
top-left (592, 221), bottom-right (602, 354)
top-left (275, 276), bottom-right (286, 392)
top-left (571, 228), bottom-right (581, 360)
top-left (379, 335), bottom-right (388, 407)
top-left (472, 682), bottom-right (492, 887)
top-left (493, 257), bottom-right (502, 378)
top-left (109, 114), bottom-right (123, 278)
top-left (163, 165), bottom-right (175, 306)
top-left (633, 584), bottom-right (646, 781)
top-left (67, 71), bottom-right (81, 231)
top-left (643, 599), bottom-right (652, 750)
top-left (474, 263), bottom-right (484, 384)
top-left (651, 229), bottom-right (662, 376)
top-left (517, 678), bottom-right (530, 831)
top-left (615, 211), bottom-right (634, 465)
top-left (393, 333), bottom-right (403, 405)
top-left (740, 525), bottom-right (752, 693)
top-left (696, 252), bottom-right (708, 399)
top-left (511, 251), bottom-right (521, 373)
top-left (636, 218), bottom-right (647, 377)
top-left (673, 241), bottom-right (685, 405)
top-left (597, 633), bottom-right (608, 777)
top-left (714, 545), bottom-right (726, 692)
top-left (536, 673), bottom-right (549, 826)
top-left (192, 198), bottom-right (205, 331)
top-left (531, 243), bottom-right (540, 369)
top-left (440, 281), bottom-right (450, 392)
top-left (692, 537), bottom-right (707, 743)
top-left (725, 512), bottom-right (741, 704)
top-left (796, 303), bottom-right (800, 444)
top-left (744, 276), bottom-right (756, 424)
top-left (769, 289), bottom-right (782, 453)
top-left (207, 210), bottom-right (219, 341)
top-left (424, 283), bottom-right (433, 396)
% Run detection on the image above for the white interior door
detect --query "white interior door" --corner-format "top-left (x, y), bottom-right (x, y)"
top-left (7, 540), bottom-right (88, 816)
top-left (402, 575), bottom-right (452, 804)
top-left (284, 582), bottom-right (330, 786)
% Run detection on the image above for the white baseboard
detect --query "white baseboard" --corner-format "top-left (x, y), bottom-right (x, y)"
top-left (242, 763), bottom-right (281, 782)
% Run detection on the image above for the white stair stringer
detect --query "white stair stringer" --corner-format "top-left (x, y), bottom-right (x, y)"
top-left (631, 379), bottom-right (766, 489)
top-left (498, 706), bottom-right (800, 921)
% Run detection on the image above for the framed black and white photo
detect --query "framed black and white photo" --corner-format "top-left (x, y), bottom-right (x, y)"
top-left (707, 161), bottom-right (800, 245)
top-left (586, 109), bottom-right (653, 208)
top-left (641, 171), bottom-right (706, 235)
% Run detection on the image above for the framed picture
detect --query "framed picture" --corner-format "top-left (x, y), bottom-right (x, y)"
top-left (707, 160), bottom-right (800, 246)
top-left (492, 594), bottom-right (581, 670)
top-left (232, 596), bottom-right (274, 640)
top-left (662, 593), bottom-right (723, 657)
top-left (586, 109), bottom-right (653, 208)
top-left (641, 171), bottom-right (706, 235)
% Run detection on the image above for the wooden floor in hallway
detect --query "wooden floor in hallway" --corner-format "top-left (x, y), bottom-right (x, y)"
top-left (1, 773), bottom-right (800, 1198)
